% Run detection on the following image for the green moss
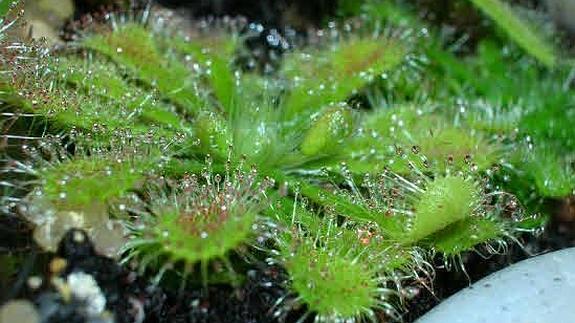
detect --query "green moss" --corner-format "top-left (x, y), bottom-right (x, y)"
top-left (122, 168), bottom-right (274, 283)
top-left (526, 147), bottom-right (575, 198)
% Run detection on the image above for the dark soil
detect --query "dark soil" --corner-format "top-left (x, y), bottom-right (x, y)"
top-left (1, 227), bottom-right (296, 323)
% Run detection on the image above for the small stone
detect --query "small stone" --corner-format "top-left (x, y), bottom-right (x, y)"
top-left (49, 257), bottom-right (67, 275)
top-left (50, 277), bottom-right (71, 302)
top-left (67, 271), bottom-right (107, 317)
top-left (0, 300), bottom-right (40, 323)
top-left (90, 220), bottom-right (127, 258)
top-left (27, 276), bottom-right (43, 290)
top-left (73, 230), bottom-right (86, 243)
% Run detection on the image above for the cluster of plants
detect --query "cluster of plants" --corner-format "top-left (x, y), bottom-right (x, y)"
top-left (1, 0), bottom-right (574, 321)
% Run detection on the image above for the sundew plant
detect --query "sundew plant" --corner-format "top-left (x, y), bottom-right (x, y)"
top-left (1, 0), bottom-right (574, 321)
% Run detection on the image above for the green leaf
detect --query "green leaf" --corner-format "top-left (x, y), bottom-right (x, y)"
top-left (0, 0), bottom-right (17, 18)
top-left (282, 37), bottom-right (405, 118)
top-left (285, 242), bottom-right (379, 319)
top-left (296, 180), bottom-right (404, 236)
top-left (428, 217), bottom-right (505, 255)
top-left (406, 176), bottom-right (479, 242)
top-left (300, 103), bottom-right (353, 156)
top-left (345, 106), bottom-right (498, 174)
top-left (170, 33), bottom-right (238, 113)
top-left (193, 111), bottom-right (230, 156)
top-left (469, 0), bottom-right (556, 67)
top-left (526, 147), bottom-right (575, 198)
top-left (40, 156), bottom-right (151, 210)
top-left (83, 24), bottom-right (204, 114)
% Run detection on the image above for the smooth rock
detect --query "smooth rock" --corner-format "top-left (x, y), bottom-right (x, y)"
top-left (417, 247), bottom-right (575, 323)
top-left (0, 300), bottom-right (40, 323)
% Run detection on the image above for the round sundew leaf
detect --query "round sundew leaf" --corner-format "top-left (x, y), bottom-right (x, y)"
top-left (281, 37), bottom-right (405, 118)
top-left (301, 104), bottom-right (353, 156)
top-left (344, 106), bottom-right (498, 175)
top-left (406, 176), bottom-right (479, 242)
top-left (193, 111), bottom-right (230, 156)
top-left (286, 243), bottom-right (378, 320)
top-left (123, 170), bottom-right (274, 276)
top-left (276, 215), bottom-right (392, 321)
top-left (415, 127), bottom-right (497, 172)
top-left (154, 207), bottom-right (257, 264)
top-left (40, 157), bottom-right (150, 211)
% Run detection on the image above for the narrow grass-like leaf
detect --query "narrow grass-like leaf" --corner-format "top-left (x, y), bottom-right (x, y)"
top-left (469, 0), bottom-right (556, 67)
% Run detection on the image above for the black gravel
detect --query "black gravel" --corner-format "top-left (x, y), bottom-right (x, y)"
top-left (2, 228), bottom-right (293, 323)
